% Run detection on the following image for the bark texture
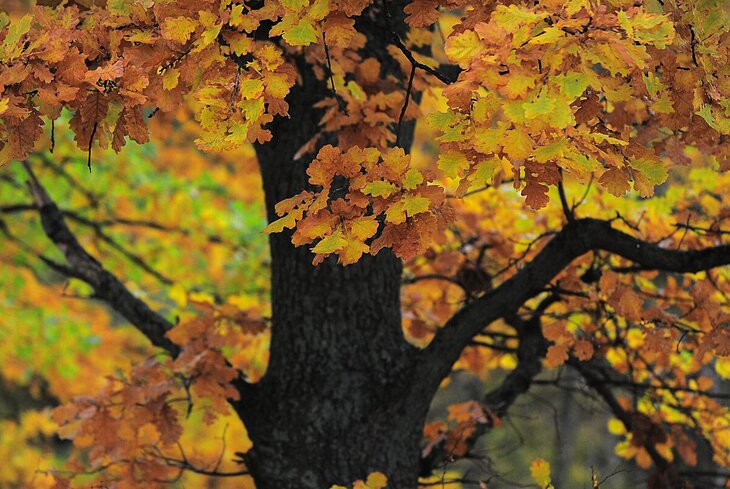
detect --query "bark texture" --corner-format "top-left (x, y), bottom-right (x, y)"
top-left (240, 41), bottom-right (427, 487)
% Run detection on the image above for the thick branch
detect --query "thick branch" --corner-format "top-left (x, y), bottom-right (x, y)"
top-left (414, 218), bottom-right (730, 399)
top-left (23, 164), bottom-right (179, 355)
top-left (481, 296), bottom-right (557, 417)
top-left (420, 296), bottom-right (556, 474)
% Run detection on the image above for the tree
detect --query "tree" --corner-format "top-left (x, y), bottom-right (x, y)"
top-left (1, 1), bottom-right (730, 488)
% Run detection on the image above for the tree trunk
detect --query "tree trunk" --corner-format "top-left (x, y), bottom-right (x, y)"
top-left (235, 46), bottom-right (429, 487)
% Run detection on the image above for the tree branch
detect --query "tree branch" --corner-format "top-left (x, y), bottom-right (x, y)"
top-left (420, 295), bottom-right (557, 475)
top-left (415, 218), bottom-right (730, 399)
top-left (22, 162), bottom-right (180, 355)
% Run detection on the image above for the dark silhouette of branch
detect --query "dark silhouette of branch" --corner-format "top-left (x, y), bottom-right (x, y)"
top-left (322, 31), bottom-right (349, 116)
top-left (416, 217), bottom-right (730, 401)
top-left (420, 294), bottom-right (558, 475)
top-left (22, 162), bottom-right (180, 355)
top-left (557, 177), bottom-right (574, 223)
top-left (1, 202), bottom-right (233, 247)
top-left (395, 62), bottom-right (416, 147)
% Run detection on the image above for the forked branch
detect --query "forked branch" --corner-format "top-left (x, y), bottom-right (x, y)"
top-left (22, 162), bottom-right (180, 355)
top-left (416, 218), bottom-right (730, 397)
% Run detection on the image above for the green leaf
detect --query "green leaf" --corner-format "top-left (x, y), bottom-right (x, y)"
top-left (438, 150), bottom-right (470, 179)
top-left (696, 105), bottom-right (722, 132)
top-left (554, 71), bottom-right (591, 100)
top-left (470, 157), bottom-right (501, 187)
top-left (312, 229), bottom-right (347, 254)
top-left (533, 139), bottom-right (567, 163)
top-left (523, 90), bottom-right (555, 119)
top-left (402, 194), bottom-right (430, 217)
top-left (363, 180), bottom-right (398, 198)
top-left (631, 158), bottom-right (668, 185)
top-left (283, 19), bottom-right (318, 46)
top-left (403, 169), bottom-right (424, 190)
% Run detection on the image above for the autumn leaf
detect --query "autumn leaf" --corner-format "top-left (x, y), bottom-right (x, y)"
top-left (530, 458), bottom-right (553, 488)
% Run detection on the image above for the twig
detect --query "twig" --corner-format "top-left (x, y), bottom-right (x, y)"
top-left (87, 121), bottom-right (98, 173)
top-left (395, 62), bottom-right (416, 147)
top-left (322, 31), bottom-right (349, 116)
top-left (557, 177), bottom-right (574, 223)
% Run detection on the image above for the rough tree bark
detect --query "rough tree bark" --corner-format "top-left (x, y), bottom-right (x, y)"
top-left (238, 31), bottom-right (429, 487)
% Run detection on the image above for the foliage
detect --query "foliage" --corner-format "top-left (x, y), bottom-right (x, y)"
top-left (1, 0), bottom-right (730, 488)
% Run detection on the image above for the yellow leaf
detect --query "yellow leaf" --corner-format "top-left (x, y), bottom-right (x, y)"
top-left (608, 418), bottom-right (626, 435)
top-left (348, 216), bottom-right (379, 240)
top-left (239, 79), bottom-right (264, 99)
top-left (229, 33), bottom-right (253, 55)
top-left (264, 212), bottom-right (298, 234)
top-left (265, 72), bottom-right (292, 99)
top-left (363, 180), bottom-right (398, 198)
top-left (385, 200), bottom-right (406, 224)
top-left (338, 238), bottom-right (369, 265)
top-left (529, 26), bottom-right (564, 45)
top-left (189, 291), bottom-right (215, 304)
top-left (493, 4), bottom-right (542, 32)
top-left (444, 30), bottom-right (481, 67)
top-left (281, 0), bottom-right (310, 11)
top-left (504, 74), bottom-right (536, 98)
top-left (169, 283), bottom-right (187, 308)
top-left (162, 68), bottom-right (180, 90)
top-left (503, 129), bottom-right (533, 160)
top-left (529, 458), bottom-right (551, 487)
top-left (499, 354), bottom-right (517, 370)
top-left (403, 168), bottom-right (423, 190)
top-left (126, 29), bottom-right (157, 44)
top-left (366, 471), bottom-right (388, 488)
top-left (0, 97), bottom-right (8, 115)
top-left (347, 81), bottom-right (366, 101)
top-left (160, 16), bottom-right (198, 44)
top-left (2, 14), bottom-right (32, 61)
top-left (716, 357), bottom-right (730, 379)
top-left (230, 4), bottom-right (245, 26)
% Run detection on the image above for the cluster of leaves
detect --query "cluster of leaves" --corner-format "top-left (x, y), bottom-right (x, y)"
top-left (428, 0), bottom-right (727, 207)
top-left (422, 400), bottom-right (494, 460)
top-left (264, 144), bottom-right (452, 263)
top-left (50, 294), bottom-right (266, 488)
top-left (0, 0), bottom-right (423, 161)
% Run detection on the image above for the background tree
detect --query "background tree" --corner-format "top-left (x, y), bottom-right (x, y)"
top-left (1, 1), bottom-right (730, 489)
